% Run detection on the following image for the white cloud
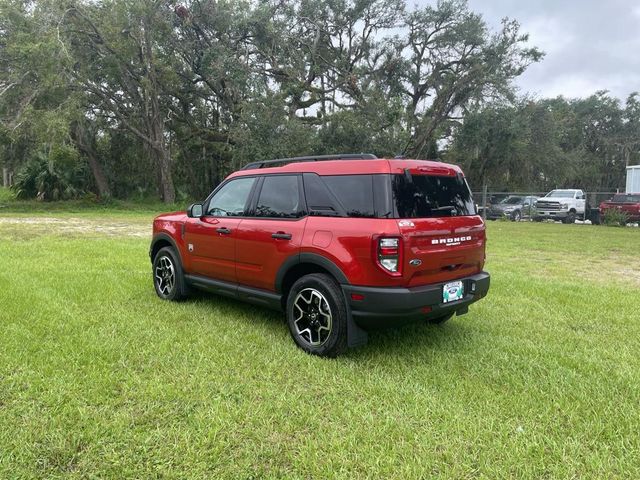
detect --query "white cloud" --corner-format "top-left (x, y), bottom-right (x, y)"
top-left (459, 0), bottom-right (639, 100)
top-left (521, 17), bottom-right (574, 54)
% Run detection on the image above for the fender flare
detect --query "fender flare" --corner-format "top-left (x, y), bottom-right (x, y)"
top-left (150, 233), bottom-right (183, 265)
top-left (275, 253), bottom-right (350, 293)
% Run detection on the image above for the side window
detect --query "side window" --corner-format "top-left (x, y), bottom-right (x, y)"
top-left (303, 173), bottom-right (341, 216)
top-left (207, 177), bottom-right (255, 216)
top-left (322, 175), bottom-right (376, 218)
top-left (255, 175), bottom-right (303, 218)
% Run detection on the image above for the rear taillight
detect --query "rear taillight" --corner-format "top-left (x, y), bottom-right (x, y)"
top-left (376, 237), bottom-right (402, 275)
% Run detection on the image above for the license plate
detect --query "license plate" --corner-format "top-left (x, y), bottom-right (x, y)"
top-left (443, 281), bottom-right (464, 303)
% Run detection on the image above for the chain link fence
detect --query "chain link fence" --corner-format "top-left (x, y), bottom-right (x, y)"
top-left (471, 189), bottom-right (626, 225)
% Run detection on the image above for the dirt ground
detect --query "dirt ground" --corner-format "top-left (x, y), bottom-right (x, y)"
top-left (0, 216), bottom-right (150, 238)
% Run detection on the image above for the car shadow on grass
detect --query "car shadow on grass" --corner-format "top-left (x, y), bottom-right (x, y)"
top-left (349, 321), bottom-right (475, 359)
top-left (180, 290), bottom-right (475, 360)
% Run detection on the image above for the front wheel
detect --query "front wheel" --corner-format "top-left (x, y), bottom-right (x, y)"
top-left (511, 210), bottom-right (522, 222)
top-left (153, 247), bottom-right (188, 301)
top-left (563, 211), bottom-right (576, 224)
top-left (286, 273), bottom-right (348, 357)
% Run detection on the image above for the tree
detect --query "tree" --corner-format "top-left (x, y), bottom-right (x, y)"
top-left (62, 0), bottom-right (179, 202)
top-left (394, 0), bottom-right (543, 158)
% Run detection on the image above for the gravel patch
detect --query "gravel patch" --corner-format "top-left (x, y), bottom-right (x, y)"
top-left (0, 216), bottom-right (151, 238)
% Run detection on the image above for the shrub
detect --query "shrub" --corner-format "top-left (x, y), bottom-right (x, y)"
top-left (12, 147), bottom-right (86, 201)
top-left (602, 208), bottom-right (629, 227)
top-left (0, 186), bottom-right (16, 202)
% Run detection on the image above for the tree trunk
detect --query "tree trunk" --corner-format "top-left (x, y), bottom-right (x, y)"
top-left (156, 147), bottom-right (175, 203)
top-left (146, 39), bottom-right (175, 204)
top-left (86, 154), bottom-right (111, 199)
top-left (149, 112), bottom-right (174, 203)
top-left (70, 121), bottom-right (111, 198)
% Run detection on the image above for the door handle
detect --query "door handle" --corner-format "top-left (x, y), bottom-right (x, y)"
top-left (216, 227), bottom-right (232, 235)
top-left (272, 232), bottom-right (292, 240)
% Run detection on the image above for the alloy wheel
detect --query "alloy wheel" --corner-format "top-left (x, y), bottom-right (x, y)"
top-left (292, 288), bottom-right (333, 346)
top-left (155, 255), bottom-right (175, 297)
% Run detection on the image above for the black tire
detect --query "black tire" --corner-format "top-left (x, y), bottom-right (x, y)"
top-left (286, 273), bottom-right (347, 358)
top-left (511, 210), bottom-right (521, 222)
top-left (427, 312), bottom-right (454, 325)
top-left (563, 211), bottom-right (576, 224)
top-left (152, 246), bottom-right (188, 301)
top-left (533, 217), bottom-right (543, 222)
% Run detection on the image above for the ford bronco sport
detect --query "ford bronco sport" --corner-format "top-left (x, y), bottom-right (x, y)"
top-left (150, 154), bottom-right (490, 357)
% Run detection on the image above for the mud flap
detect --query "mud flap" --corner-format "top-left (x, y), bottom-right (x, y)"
top-left (344, 293), bottom-right (368, 348)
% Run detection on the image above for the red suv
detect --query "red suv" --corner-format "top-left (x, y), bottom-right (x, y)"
top-left (599, 193), bottom-right (640, 223)
top-left (150, 154), bottom-right (490, 357)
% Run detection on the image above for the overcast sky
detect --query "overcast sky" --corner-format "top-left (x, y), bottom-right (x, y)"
top-left (419, 0), bottom-right (640, 101)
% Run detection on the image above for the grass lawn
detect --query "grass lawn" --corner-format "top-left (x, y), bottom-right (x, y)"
top-left (1, 208), bottom-right (639, 478)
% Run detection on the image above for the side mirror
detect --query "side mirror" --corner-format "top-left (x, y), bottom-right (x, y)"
top-left (187, 203), bottom-right (203, 218)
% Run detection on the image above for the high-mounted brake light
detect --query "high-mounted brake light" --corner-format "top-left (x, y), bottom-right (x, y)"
top-left (376, 237), bottom-right (402, 275)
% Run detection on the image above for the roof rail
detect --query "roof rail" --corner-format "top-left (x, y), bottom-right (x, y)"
top-left (241, 153), bottom-right (378, 170)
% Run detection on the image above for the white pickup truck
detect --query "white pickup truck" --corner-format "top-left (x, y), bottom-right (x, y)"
top-left (534, 189), bottom-right (586, 224)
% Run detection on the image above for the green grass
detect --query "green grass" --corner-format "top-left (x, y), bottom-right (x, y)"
top-left (1, 213), bottom-right (639, 478)
top-left (0, 186), bottom-right (16, 203)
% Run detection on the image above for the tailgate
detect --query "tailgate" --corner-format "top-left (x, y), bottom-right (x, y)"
top-left (398, 216), bottom-right (486, 287)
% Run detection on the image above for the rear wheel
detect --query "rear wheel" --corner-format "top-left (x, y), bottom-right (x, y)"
top-left (286, 273), bottom-right (347, 357)
top-left (511, 210), bottom-right (522, 222)
top-left (153, 247), bottom-right (188, 301)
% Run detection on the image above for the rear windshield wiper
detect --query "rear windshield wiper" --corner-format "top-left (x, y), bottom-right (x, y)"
top-left (432, 205), bottom-right (456, 212)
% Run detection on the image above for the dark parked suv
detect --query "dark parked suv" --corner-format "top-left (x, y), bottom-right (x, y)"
top-left (150, 154), bottom-right (490, 357)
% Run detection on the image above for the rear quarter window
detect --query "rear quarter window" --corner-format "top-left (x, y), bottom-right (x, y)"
top-left (322, 175), bottom-right (376, 218)
top-left (303, 174), bottom-right (391, 218)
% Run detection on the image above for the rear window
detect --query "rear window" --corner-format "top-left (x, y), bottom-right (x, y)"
top-left (392, 174), bottom-right (476, 218)
top-left (612, 194), bottom-right (640, 203)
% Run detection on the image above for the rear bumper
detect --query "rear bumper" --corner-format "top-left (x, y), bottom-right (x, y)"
top-left (342, 272), bottom-right (490, 328)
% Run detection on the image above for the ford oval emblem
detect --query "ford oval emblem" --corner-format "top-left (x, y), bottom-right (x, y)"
top-left (409, 259), bottom-right (422, 266)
